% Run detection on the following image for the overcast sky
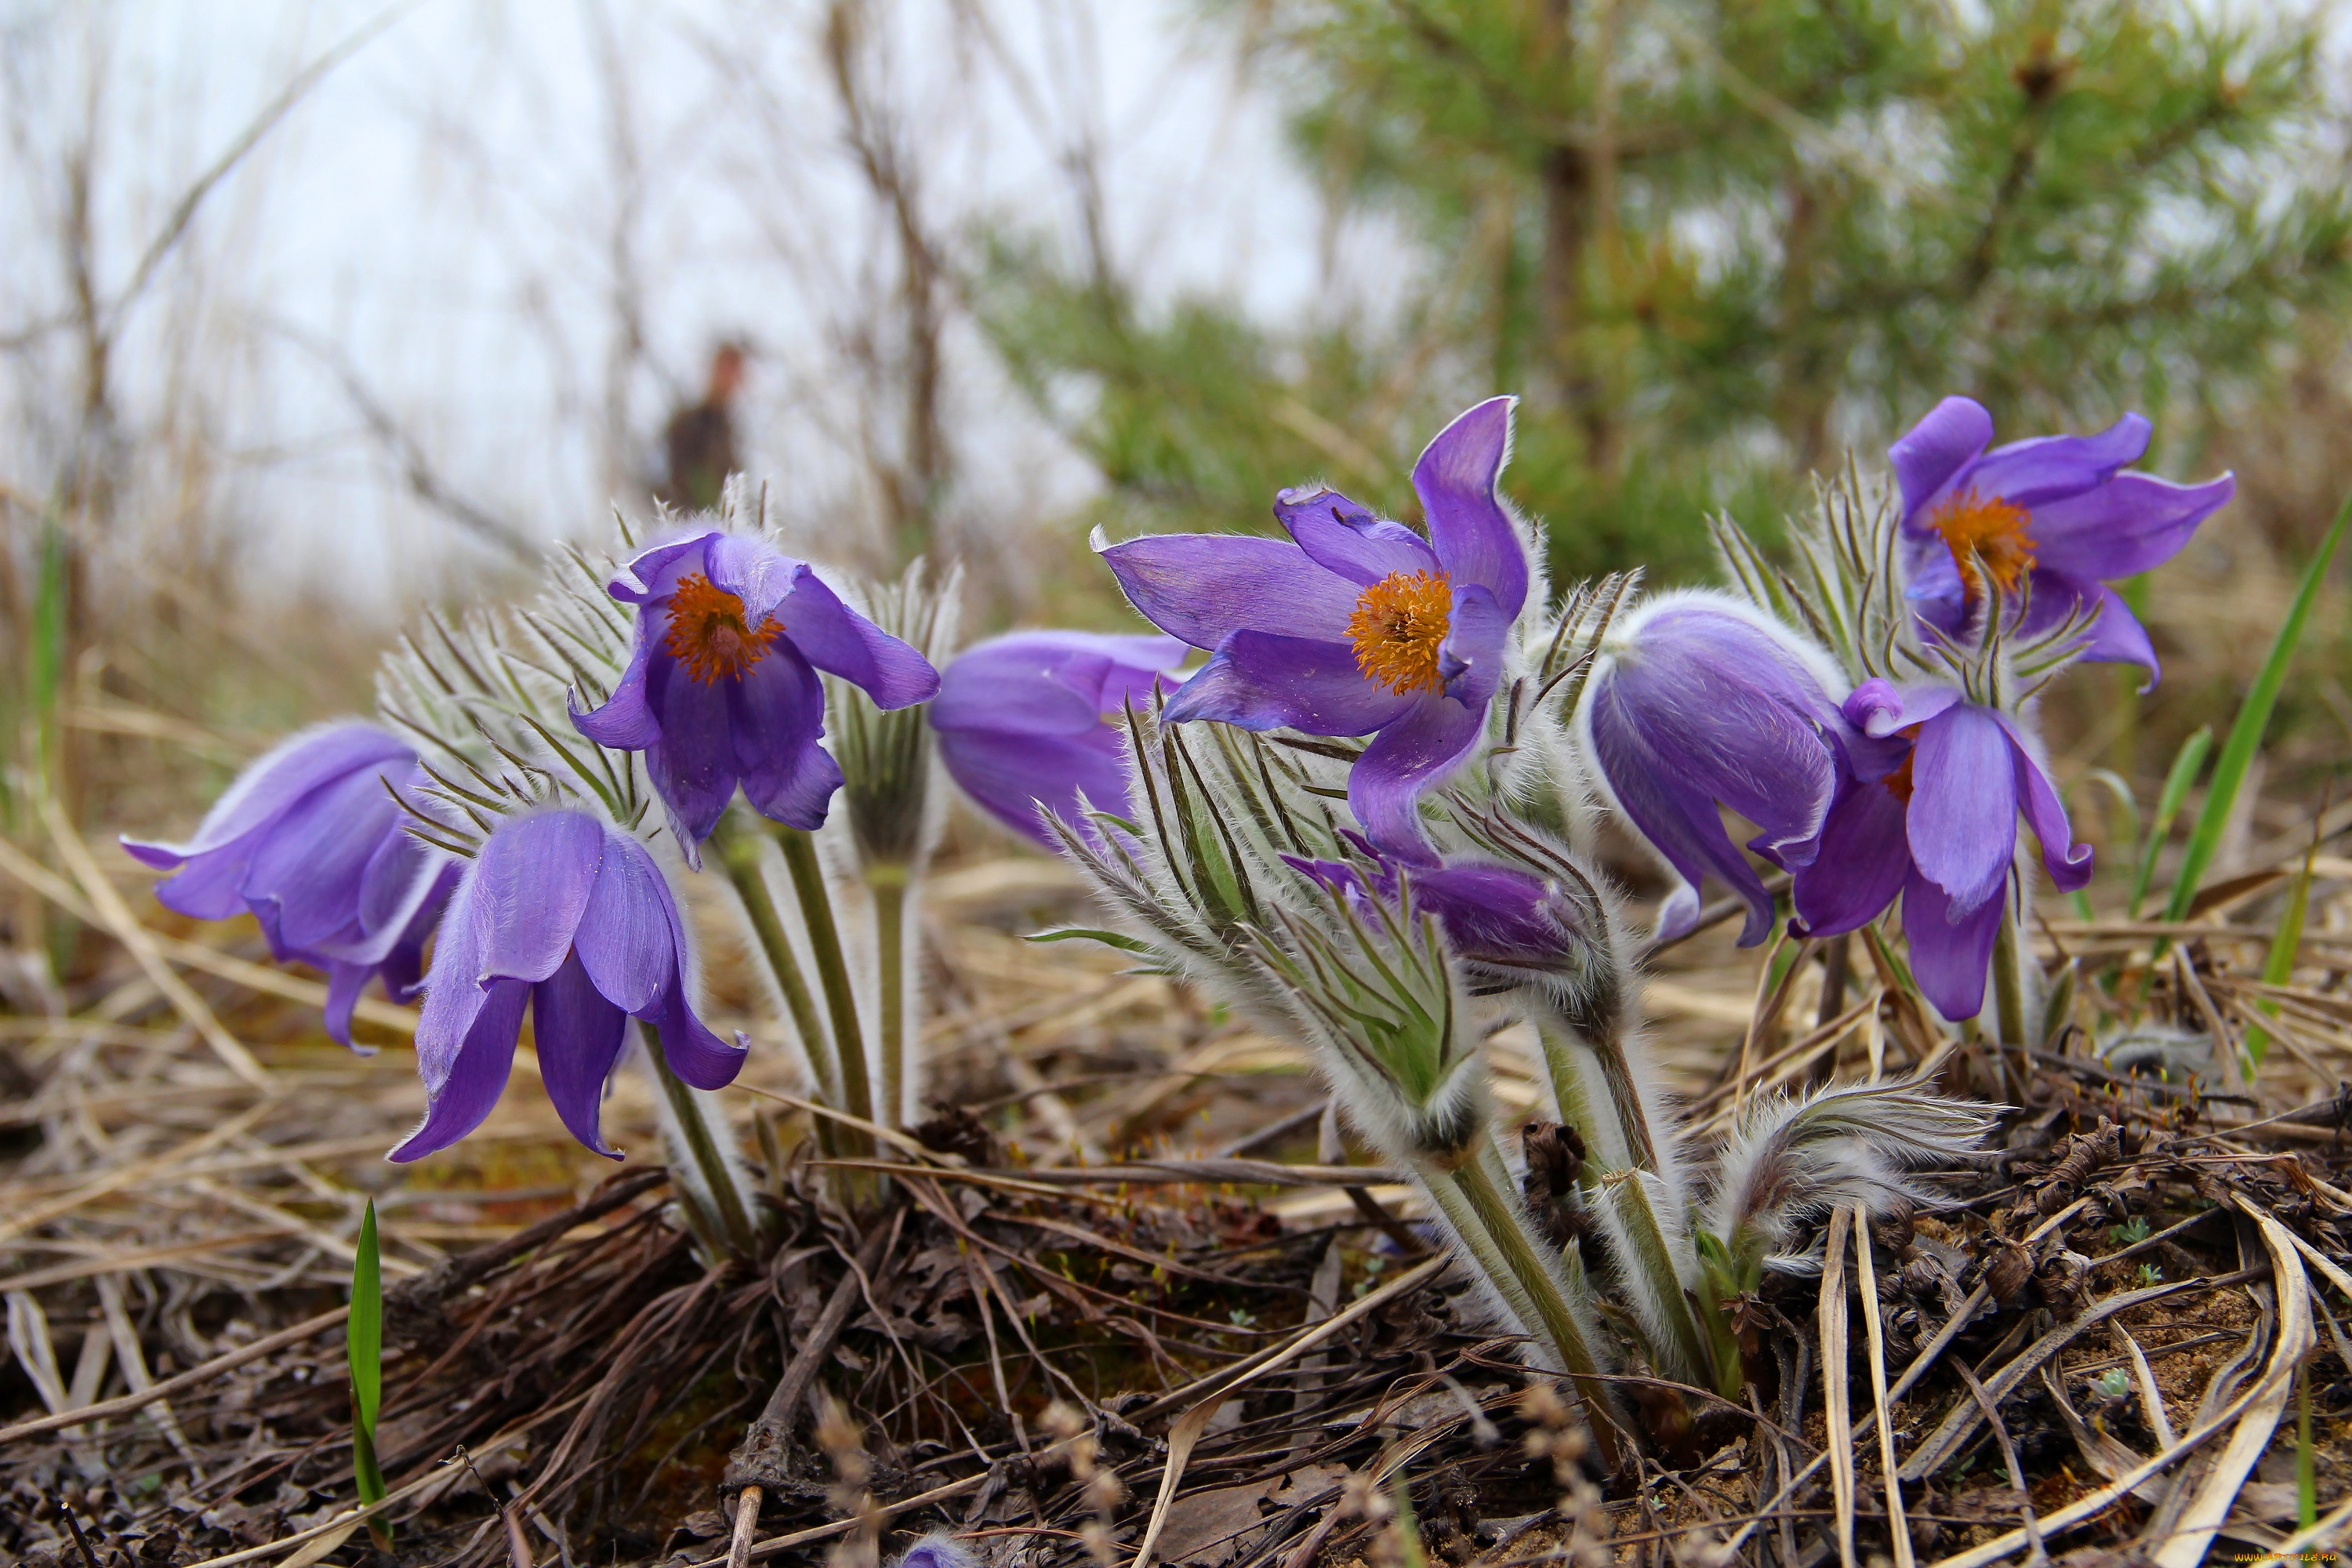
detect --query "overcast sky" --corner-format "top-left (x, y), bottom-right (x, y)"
top-left (0, 0), bottom-right (1411, 615)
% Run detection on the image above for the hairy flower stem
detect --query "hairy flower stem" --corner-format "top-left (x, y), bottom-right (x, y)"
top-left (1425, 1144), bottom-right (1624, 1470)
top-left (870, 864), bottom-right (910, 1131)
top-left (1535, 1013), bottom-right (1653, 1175)
top-left (646, 1030), bottom-right (760, 1258)
top-left (714, 818), bottom-right (840, 1156)
top-left (1991, 898), bottom-right (2031, 1092)
top-left (1599, 1171), bottom-right (1722, 1396)
top-left (774, 826), bottom-right (877, 1136)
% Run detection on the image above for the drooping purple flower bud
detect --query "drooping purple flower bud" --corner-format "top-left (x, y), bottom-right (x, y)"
top-left (570, 530), bottom-right (940, 846)
top-left (1791, 679), bottom-right (2092, 1021)
top-left (122, 722), bottom-right (456, 1051)
top-left (1581, 593), bottom-right (1853, 946)
top-left (1289, 846), bottom-right (1590, 981)
top-left (1102, 399), bottom-right (1533, 863)
top-left (1891, 396), bottom-right (2232, 684)
top-left (893, 1534), bottom-right (978, 1568)
top-left (929, 630), bottom-right (1187, 846)
top-left (390, 810), bottom-right (746, 1162)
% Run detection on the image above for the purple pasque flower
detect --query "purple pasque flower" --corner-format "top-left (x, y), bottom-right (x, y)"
top-left (122, 723), bottom-right (456, 1051)
top-left (571, 530), bottom-right (940, 847)
top-left (1581, 592), bottom-right (1853, 946)
top-left (390, 809), bottom-right (746, 1162)
top-left (1891, 396), bottom-right (2233, 683)
top-left (1102, 398), bottom-right (1531, 863)
top-left (1287, 840), bottom-right (1588, 980)
top-left (929, 630), bottom-right (1188, 847)
top-left (1791, 679), bottom-right (2092, 1022)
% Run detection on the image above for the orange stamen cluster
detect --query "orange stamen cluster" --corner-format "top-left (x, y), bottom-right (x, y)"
top-left (1347, 570), bottom-right (1453, 696)
top-left (1929, 488), bottom-right (2037, 604)
top-left (662, 574), bottom-right (781, 684)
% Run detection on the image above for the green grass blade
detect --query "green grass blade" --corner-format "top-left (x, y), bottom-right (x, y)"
top-left (2161, 487), bottom-right (2352, 927)
top-left (2245, 834), bottom-right (2318, 1070)
top-left (30, 518), bottom-right (67, 785)
top-left (2129, 727), bottom-right (2209, 920)
top-left (349, 1199), bottom-right (390, 1535)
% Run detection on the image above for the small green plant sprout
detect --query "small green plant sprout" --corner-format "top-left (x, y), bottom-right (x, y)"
top-left (2092, 1367), bottom-right (2133, 1403)
top-left (2108, 1216), bottom-right (2151, 1247)
top-left (2137, 1263), bottom-right (2164, 1286)
top-left (349, 1197), bottom-right (390, 1548)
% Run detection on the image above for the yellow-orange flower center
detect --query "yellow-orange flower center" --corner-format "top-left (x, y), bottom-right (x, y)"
top-left (1929, 488), bottom-right (2037, 604)
top-left (662, 574), bottom-right (780, 684)
top-left (1347, 569), bottom-right (1453, 696)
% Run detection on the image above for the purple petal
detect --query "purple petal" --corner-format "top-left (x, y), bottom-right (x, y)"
top-left (123, 722), bottom-right (411, 870)
top-left (388, 977), bottom-right (526, 1162)
top-left (1411, 862), bottom-right (1575, 969)
top-left (728, 644), bottom-right (842, 830)
top-left (1889, 397), bottom-right (1994, 523)
top-left (413, 867), bottom-right (490, 1091)
top-left (1595, 608), bottom-right (1840, 859)
top-left (1965, 414), bottom-right (2152, 509)
top-left (1994, 713), bottom-right (2094, 893)
top-left (2074, 583), bottom-right (2160, 682)
top-left (1588, 681), bottom-right (1782, 945)
top-left (1906, 706), bottom-right (2016, 913)
top-left (932, 631), bottom-right (1184, 737)
top-left (2019, 471), bottom-right (2233, 581)
top-left (1102, 535), bottom-right (1359, 650)
top-left (1163, 630), bottom-right (1415, 735)
top-left (644, 645), bottom-right (742, 842)
top-left (1790, 774), bottom-right (1911, 936)
top-left (570, 614), bottom-right (663, 750)
top-left (238, 766), bottom-right (397, 953)
top-left (474, 811), bottom-right (604, 985)
top-left (1437, 583), bottom-right (1511, 707)
top-left (651, 981), bottom-right (748, 1091)
top-left (776, 572), bottom-right (940, 709)
top-left (1349, 694), bottom-right (1485, 865)
top-left (938, 728), bottom-right (1133, 848)
top-left (572, 829), bottom-right (678, 1015)
top-left (607, 531), bottom-right (720, 605)
top-left (1844, 679), bottom-right (1962, 739)
top-left (1413, 398), bottom-right (1528, 617)
top-left (324, 962), bottom-right (376, 1055)
top-left (702, 532), bottom-right (802, 626)
top-left (343, 812), bottom-right (446, 964)
top-left (532, 956), bottom-right (630, 1159)
top-left (1900, 869), bottom-right (2004, 1023)
top-left (1276, 488), bottom-right (1440, 585)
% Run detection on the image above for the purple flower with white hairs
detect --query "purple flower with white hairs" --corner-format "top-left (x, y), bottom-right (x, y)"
top-left (123, 722), bottom-right (455, 1051)
top-left (390, 809), bottom-right (746, 1162)
top-left (571, 530), bottom-right (940, 846)
top-left (1791, 679), bottom-right (2092, 1021)
top-left (1581, 593), bottom-right (1857, 946)
top-left (1892, 396), bottom-right (2232, 683)
top-left (893, 1534), bottom-right (977, 1568)
top-left (1102, 398), bottom-right (1532, 862)
top-left (930, 630), bottom-right (1187, 847)
top-left (1288, 846), bottom-right (1590, 980)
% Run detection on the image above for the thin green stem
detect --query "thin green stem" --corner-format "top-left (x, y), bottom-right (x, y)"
top-left (646, 1029), bottom-right (760, 1258)
top-left (872, 865), bottom-right (909, 1131)
top-left (1991, 900), bottom-right (2031, 1096)
top-left (1597, 1169), bottom-right (1717, 1395)
top-left (715, 818), bottom-right (840, 1140)
top-left (1546, 1004), bottom-right (1657, 1173)
top-left (775, 825), bottom-right (877, 1134)
top-left (1437, 1146), bottom-right (1625, 1470)
top-left (1534, 1022), bottom-right (1612, 1181)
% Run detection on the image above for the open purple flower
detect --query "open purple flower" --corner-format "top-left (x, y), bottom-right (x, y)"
top-left (930, 630), bottom-right (1187, 847)
top-left (1791, 679), bottom-right (2092, 1021)
top-left (390, 810), bottom-right (746, 1162)
top-left (1582, 593), bottom-right (1853, 946)
top-left (1102, 398), bottom-right (1531, 862)
top-left (571, 530), bottom-right (940, 847)
top-left (1290, 845), bottom-right (1591, 980)
top-left (1892, 396), bottom-right (2233, 683)
top-left (122, 723), bottom-right (456, 1051)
